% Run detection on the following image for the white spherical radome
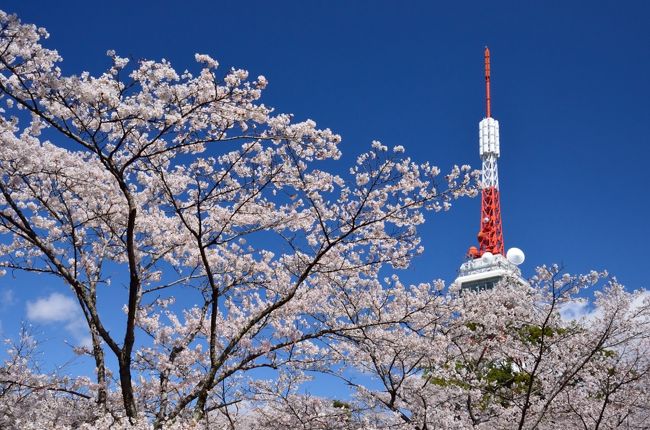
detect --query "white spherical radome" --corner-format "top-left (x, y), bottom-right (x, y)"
top-left (482, 251), bottom-right (494, 263)
top-left (506, 247), bottom-right (525, 265)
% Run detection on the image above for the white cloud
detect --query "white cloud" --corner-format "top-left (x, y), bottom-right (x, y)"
top-left (27, 292), bottom-right (78, 322)
top-left (559, 298), bottom-right (597, 321)
top-left (630, 290), bottom-right (650, 314)
top-left (26, 292), bottom-right (90, 347)
top-left (560, 290), bottom-right (650, 323)
top-left (1, 288), bottom-right (15, 308)
top-left (64, 317), bottom-right (92, 349)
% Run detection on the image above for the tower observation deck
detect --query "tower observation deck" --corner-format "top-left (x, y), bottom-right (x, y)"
top-left (455, 48), bottom-right (526, 292)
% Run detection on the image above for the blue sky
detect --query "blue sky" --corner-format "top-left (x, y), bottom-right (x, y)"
top-left (1, 0), bottom-right (649, 383)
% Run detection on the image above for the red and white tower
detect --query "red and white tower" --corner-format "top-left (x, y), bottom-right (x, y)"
top-left (456, 48), bottom-right (525, 292)
top-left (469, 47), bottom-right (504, 258)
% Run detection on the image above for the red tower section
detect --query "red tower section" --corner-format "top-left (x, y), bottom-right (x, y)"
top-left (468, 47), bottom-right (505, 259)
top-left (478, 187), bottom-right (504, 256)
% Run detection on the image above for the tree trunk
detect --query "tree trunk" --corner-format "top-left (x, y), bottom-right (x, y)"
top-left (119, 354), bottom-right (138, 420)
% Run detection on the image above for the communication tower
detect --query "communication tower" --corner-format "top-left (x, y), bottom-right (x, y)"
top-left (456, 48), bottom-right (526, 292)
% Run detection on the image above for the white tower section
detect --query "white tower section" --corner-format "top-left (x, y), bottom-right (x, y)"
top-left (479, 117), bottom-right (500, 189)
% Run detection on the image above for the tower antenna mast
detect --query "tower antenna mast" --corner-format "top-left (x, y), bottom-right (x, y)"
top-left (485, 46), bottom-right (491, 118)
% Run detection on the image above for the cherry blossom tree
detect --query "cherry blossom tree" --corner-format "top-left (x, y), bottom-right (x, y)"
top-left (0, 10), bottom-right (649, 430)
top-left (0, 9), bottom-right (475, 427)
top-left (326, 266), bottom-right (650, 429)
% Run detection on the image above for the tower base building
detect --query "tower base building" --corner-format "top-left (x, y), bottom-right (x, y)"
top-left (456, 251), bottom-right (526, 293)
